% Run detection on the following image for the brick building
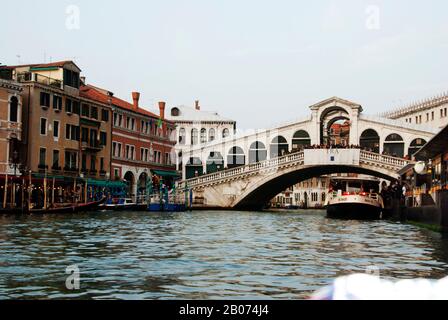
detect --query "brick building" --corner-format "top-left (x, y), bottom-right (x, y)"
top-left (80, 84), bottom-right (177, 199)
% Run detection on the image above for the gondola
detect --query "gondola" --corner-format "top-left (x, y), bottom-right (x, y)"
top-left (29, 197), bottom-right (107, 214)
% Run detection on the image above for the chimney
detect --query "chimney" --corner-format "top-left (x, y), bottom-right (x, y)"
top-left (132, 92), bottom-right (140, 109)
top-left (195, 100), bottom-right (200, 110)
top-left (80, 76), bottom-right (86, 84)
top-left (159, 101), bottom-right (166, 119)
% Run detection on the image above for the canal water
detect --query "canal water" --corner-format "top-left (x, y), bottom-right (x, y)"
top-left (0, 210), bottom-right (448, 299)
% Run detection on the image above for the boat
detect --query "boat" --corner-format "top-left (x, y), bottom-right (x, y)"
top-left (29, 197), bottom-right (107, 214)
top-left (324, 178), bottom-right (384, 219)
top-left (98, 198), bottom-right (147, 211)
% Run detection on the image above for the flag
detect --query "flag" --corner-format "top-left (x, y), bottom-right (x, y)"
top-left (156, 118), bottom-right (163, 129)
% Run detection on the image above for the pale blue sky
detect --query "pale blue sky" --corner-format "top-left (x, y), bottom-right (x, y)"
top-left (1, 0), bottom-right (448, 129)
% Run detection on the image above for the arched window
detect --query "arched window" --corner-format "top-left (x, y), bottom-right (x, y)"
top-left (249, 141), bottom-right (267, 163)
top-left (227, 146), bottom-right (245, 169)
top-left (209, 128), bottom-right (216, 142)
top-left (383, 133), bottom-right (404, 158)
top-left (292, 130), bottom-right (311, 150)
top-left (207, 152), bottom-right (224, 174)
top-left (9, 96), bottom-right (18, 123)
top-left (408, 138), bottom-right (427, 156)
top-left (179, 128), bottom-right (186, 145)
top-left (191, 129), bottom-right (199, 145)
top-left (360, 129), bottom-right (380, 153)
top-left (171, 107), bottom-right (180, 116)
top-left (186, 157), bottom-right (203, 179)
top-left (200, 128), bottom-right (207, 143)
top-left (270, 136), bottom-right (289, 158)
top-left (222, 128), bottom-right (230, 138)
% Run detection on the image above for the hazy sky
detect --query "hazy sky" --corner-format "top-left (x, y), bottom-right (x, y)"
top-left (1, 0), bottom-right (448, 129)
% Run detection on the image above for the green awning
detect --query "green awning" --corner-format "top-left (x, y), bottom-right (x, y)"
top-left (152, 170), bottom-right (180, 178)
top-left (86, 179), bottom-right (127, 188)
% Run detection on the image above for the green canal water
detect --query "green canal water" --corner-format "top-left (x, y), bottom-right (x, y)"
top-left (0, 210), bottom-right (448, 299)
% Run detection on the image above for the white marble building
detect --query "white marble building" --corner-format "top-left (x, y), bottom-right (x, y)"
top-left (166, 100), bottom-right (237, 176)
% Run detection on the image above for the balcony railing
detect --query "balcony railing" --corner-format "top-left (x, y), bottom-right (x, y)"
top-left (17, 72), bottom-right (63, 89)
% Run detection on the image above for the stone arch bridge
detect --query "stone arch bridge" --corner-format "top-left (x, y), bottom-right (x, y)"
top-left (177, 148), bottom-right (412, 210)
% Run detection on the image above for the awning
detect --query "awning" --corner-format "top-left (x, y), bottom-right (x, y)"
top-left (86, 179), bottom-right (127, 188)
top-left (151, 170), bottom-right (180, 178)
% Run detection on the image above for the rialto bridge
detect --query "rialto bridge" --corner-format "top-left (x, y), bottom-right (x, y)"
top-left (176, 97), bottom-right (438, 209)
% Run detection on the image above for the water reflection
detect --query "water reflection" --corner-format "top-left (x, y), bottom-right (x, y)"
top-left (0, 210), bottom-right (448, 299)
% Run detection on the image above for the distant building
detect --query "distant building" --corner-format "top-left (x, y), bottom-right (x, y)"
top-left (166, 100), bottom-right (236, 179)
top-left (381, 92), bottom-right (448, 130)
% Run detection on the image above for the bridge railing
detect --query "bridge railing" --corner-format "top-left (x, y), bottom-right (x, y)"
top-left (359, 150), bottom-right (411, 168)
top-left (178, 151), bottom-right (305, 189)
top-left (177, 149), bottom-right (411, 190)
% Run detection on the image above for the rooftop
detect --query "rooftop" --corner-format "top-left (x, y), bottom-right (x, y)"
top-left (0, 60), bottom-right (81, 71)
top-left (166, 104), bottom-right (236, 123)
top-left (380, 91), bottom-right (448, 119)
top-left (80, 85), bottom-right (164, 120)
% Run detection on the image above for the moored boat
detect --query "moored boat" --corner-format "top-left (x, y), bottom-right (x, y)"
top-left (29, 197), bottom-right (107, 214)
top-left (325, 190), bottom-right (384, 219)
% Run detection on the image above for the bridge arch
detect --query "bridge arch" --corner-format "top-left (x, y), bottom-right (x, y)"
top-left (360, 129), bottom-right (380, 153)
top-left (270, 136), bottom-right (289, 159)
top-left (320, 106), bottom-right (351, 145)
top-left (292, 130), bottom-right (311, 151)
top-left (227, 146), bottom-right (245, 169)
top-left (383, 133), bottom-right (405, 158)
top-left (234, 164), bottom-right (400, 210)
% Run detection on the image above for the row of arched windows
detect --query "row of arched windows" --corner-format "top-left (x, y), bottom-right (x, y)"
top-left (178, 127), bottom-right (230, 145)
top-left (184, 129), bottom-right (428, 179)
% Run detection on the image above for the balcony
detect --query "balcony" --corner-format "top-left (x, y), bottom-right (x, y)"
top-left (17, 72), bottom-right (63, 90)
top-left (64, 166), bottom-right (79, 174)
top-left (82, 140), bottom-right (102, 153)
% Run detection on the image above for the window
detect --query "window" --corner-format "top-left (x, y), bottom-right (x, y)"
top-left (222, 128), bottom-right (230, 138)
top-left (39, 148), bottom-right (46, 167)
top-left (63, 69), bottom-right (80, 89)
top-left (100, 158), bottom-right (104, 172)
top-left (73, 100), bottom-right (80, 114)
top-left (90, 155), bottom-right (96, 171)
top-left (101, 109), bottom-right (109, 122)
top-left (90, 129), bottom-right (98, 147)
top-left (65, 151), bottom-right (77, 170)
top-left (52, 150), bottom-right (60, 169)
top-left (179, 128), bottom-right (186, 145)
top-left (53, 120), bottom-right (59, 139)
top-left (113, 142), bottom-right (123, 158)
top-left (126, 117), bottom-right (130, 129)
top-left (99, 131), bottom-right (107, 146)
top-left (40, 118), bottom-right (47, 135)
top-left (40, 92), bottom-right (50, 108)
top-left (200, 128), bottom-right (207, 143)
top-left (432, 111), bottom-right (435, 121)
top-left (91, 106), bottom-right (98, 119)
top-left (81, 127), bottom-right (89, 143)
top-left (209, 128), bottom-right (216, 142)
top-left (114, 113), bottom-right (118, 126)
top-left (191, 129), bottom-right (199, 145)
top-left (53, 95), bottom-right (62, 111)
top-left (66, 98), bottom-right (73, 113)
top-left (81, 104), bottom-right (89, 117)
top-left (426, 113), bottom-right (429, 122)
top-left (9, 96), bottom-right (18, 122)
top-left (441, 109), bottom-right (444, 118)
top-left (81, 154), bottom-right (87, 171)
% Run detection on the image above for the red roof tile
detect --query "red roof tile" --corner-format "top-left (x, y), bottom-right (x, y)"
top-left (80, 85), bottom-right (165, 120)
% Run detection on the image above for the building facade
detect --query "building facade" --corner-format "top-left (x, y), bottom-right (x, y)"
top-left (381, 92), bottom-right (448, 130)
top-left (80, 85), bottom-right (177, 199)
top-left (0, 78), bottom-right (23, 176)
top-left (166, 100), bottom-right (237, 179)
top-left (0, 61), bottom-right (113, 206)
